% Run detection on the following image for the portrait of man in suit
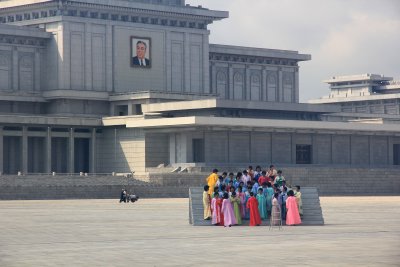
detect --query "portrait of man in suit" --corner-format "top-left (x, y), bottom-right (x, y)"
top-left (131, 37), bottom-right (151, 68)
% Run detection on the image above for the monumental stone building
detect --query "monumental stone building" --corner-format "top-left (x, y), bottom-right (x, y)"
top-left (0, 0), bottom-right (399, 175)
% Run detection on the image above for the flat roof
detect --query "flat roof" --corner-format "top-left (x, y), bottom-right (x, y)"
top-left (308, 93), bottom-right (400, 104)
top-left (115, 116), bottom-right (400, 134)
top-left (141, 99), bottom-right (340, 113)
top-left (0, 0), bottom-right (229, 20)
top-left (324, 74), bottom-right (393, 84)
top-left (210, 44), bottom-right (311, 61)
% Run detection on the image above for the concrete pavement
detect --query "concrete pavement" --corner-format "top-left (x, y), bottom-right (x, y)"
top-left (0, 197), bottom-right (399, 266)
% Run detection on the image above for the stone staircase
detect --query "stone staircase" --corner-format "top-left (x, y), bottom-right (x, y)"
top-left (189, 187), bottom-right (324, 226)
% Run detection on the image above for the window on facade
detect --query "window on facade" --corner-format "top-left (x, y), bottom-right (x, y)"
top-left (193, 139), bottom-right (205, 163)
top-left (394, 144), bottom-right (400, 165)
top-left (296, 144), bottom-right (312, 164)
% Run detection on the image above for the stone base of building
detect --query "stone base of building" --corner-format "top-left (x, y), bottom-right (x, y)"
top-left (0, 165), bottom-right (399, 200)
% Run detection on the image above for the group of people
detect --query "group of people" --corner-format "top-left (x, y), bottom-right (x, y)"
top-left (202, 165), bottom-right (302, 227)
top-left (119, 189), bottom-right (139, 203)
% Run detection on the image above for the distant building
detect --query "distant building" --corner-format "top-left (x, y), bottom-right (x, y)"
top-left (309, 74), bottom-right (400, 124)
top-left (0, 0), bottom-right (399, 175)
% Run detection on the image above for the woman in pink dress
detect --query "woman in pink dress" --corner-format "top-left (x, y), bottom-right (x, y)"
top-left (237, 186), bottom-right (246, 218)
top-left (221, 192), bottom-right (237, 227)
top-left (285, 190), bottom-right (301, 226)
top-left (211, 192), bottom-right (222, 225)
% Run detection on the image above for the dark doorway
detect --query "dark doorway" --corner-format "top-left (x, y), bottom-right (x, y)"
top-left (394, 144), bottom-right (400, 165)
top-left (74, 138), bottom-right (89, 173)
top-left (3, 136), bottom-right (22, 174)
top-left (28, 137), bottom-right (45, 173)
top-left (51, 137), bottom-right (68, 173)
top-left (192, 139), bottom-right (205, 163)
top-left (296, 144), bottom-right (312, 164)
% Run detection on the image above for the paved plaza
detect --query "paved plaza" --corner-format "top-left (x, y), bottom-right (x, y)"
top-left (0, 197), bottom-right (399, 267)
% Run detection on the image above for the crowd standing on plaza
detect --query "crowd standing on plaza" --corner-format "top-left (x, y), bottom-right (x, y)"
top-left (203, 165), bottom-right (302, 227)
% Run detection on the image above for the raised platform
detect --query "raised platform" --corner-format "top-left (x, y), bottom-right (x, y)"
top-left (189, 187), bottom-right (324, 226)
top-left (0, 175), bottom-right (188, 200)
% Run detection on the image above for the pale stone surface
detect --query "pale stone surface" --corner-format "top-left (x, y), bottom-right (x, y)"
top-left (0, 197), bottom-right (399, 266)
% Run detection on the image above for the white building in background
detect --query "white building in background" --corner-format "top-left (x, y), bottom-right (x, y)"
top-left (0, 0), bottom-right (399, 175)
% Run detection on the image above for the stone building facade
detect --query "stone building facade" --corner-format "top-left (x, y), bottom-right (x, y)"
top-left (0, 0), bottom-right (399, 175)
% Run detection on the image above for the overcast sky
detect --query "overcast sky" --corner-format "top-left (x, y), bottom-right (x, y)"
top-left (187, 0), bottom-right (400, 102)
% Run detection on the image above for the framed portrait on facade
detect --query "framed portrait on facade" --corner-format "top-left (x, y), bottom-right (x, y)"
top-left (131, 37), bottom-right (151, 68)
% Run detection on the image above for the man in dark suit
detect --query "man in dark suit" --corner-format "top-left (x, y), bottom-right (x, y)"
top-left (132, 40), bottom-right (150, 67)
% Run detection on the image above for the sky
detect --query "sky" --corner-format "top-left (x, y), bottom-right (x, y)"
top-left (186, 0), bottom-right (400, 102)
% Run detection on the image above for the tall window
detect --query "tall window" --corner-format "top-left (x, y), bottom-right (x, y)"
top-left (394, 144), bottom-right (400, 165)
top-left (296, 145), bottom-right (312, 164)
top-left (193, 139), bottom-right (205, 163)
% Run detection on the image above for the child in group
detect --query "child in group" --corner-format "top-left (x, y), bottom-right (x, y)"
top-left (251, 180), bottom-right (259, 196)
top-left (246, 192), bottom-right (261, 226)
top-left (216, 176), bottom-right (224, 191)
top-left (258, 171), bottom-right (268, 186)
top-left (267, 165), bottom-right (277, 181)
top-left (221, 192), bottom-right (237, 227)
top-left (238, 181), bottom-right (246, 193)
top-left (235, 172), bottom-right (242, 184)
top-left (230, 192), bottom-right (242, 225)
top-left (254, 165), bottom-right (262, 182)
top-left (244, 187), bottom-right (251, 220)
top-left (218, 185), bottom-right (224, 198)
top-left (233, 173), bottom-right (241, 188)
top-left (225, 172), bottom-right (234, 185)
top-left (265, 182), bottom-right (274, 215)
top-left (242, 170), bottom-right (251, 184)
top-left (228, 185), bottom-right (235, 197)
top-left (226, 180), bottom-right (234, 194)
top-left (271, 192), bottom-right (281, 226)
top-left (286, 190), bottom-right (301, 226)
top-left (211, 192), bottom-right (223, 225)
top-left (237, 186), bottom-right (246, 219)
top-left (294, 185), bottom-right (303, 217)
top-left (216, 192), bottom-right (224, 226)
top-left (274, 170), bottom-right (285, 188)
top-left (278, 186), bottom-right (288, 220)
top-left (203, 185), bottom-right (211, 220)
top-left (247, 165), bottom-right (254, 180)
top-left (256, 187), bottom-right (267, 220)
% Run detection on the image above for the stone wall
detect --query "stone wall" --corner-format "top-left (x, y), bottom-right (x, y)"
top-left (175, 131), bottom-right (400, 166)
top-left (0, 166), bottom-right (398, 200)
top-left (97, 128), bottom-right (146, 173)
top-left (146, 166), bottom-right (400, 196)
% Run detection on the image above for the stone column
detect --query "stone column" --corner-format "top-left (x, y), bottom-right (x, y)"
top-left (165, 31), bottom-right (172, 92)
top-left (245, 66), bottom-right (250, 100)
top-left (294, 68), bottom-right (299, 103)
top-left (228, 64), bottom-right (233, 100)
top-left (169, 133), bottom-right (176, 165)
top-left (210, 63), bottom-right (216, 96)
top-left (46, 127), bottom-right (52, 173)
top-left (202, 33), bottom-right (210, 94)
top-left (22, 126), bottom-right (28, 173)
top-left (69, 128), bottom-right (74, 173)
top-left (85, 23), bottom-right (92, 90)
top-left (90, 128), bottom-right (96, 173)
top-left (262, 68), bottom-right (267, 101)
top-left (12, 47), bottom-right (18, 91)
top-left (184, 32), bottom-right (190, 92)
top-left (106, 24), bottom-right (113, 92)
top-left (0, 126), bottom-right (3, 174)
top-left (278, 68), bottom-right (283, 102)
top-left (34, 48), bottom-right (41, 91)
top-left (127, 103), bottom-right (133, 115)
